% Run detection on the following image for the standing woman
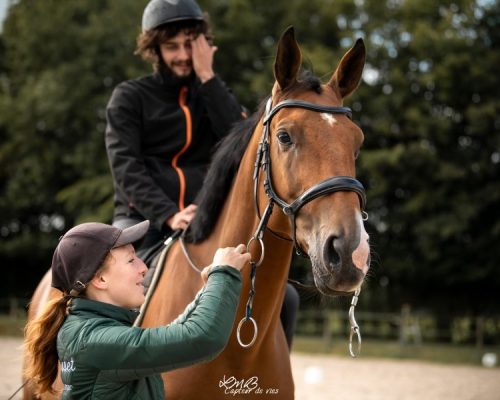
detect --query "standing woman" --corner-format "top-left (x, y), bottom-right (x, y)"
top-left (24, 220), bottom-right (249, 398)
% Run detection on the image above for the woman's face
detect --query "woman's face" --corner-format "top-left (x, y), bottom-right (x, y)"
top-left (96, 244), bottom-right (147, 309)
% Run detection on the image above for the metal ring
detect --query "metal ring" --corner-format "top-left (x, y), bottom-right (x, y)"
top-left (236, 317), bottom-right (258, 348)
top-left (362, 211), bottom-right (369, 221)
top-left (349, 326), bottom-right (362, 357)
top-left (246, 237), bottom-right (265, 267)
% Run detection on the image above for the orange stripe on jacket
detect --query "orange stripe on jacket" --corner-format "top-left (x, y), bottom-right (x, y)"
top-left (172, 86), bottom-right (192, 210)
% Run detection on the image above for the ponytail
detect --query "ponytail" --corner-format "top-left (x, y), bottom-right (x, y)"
top-left (24, 293), bottom-right (72, 396)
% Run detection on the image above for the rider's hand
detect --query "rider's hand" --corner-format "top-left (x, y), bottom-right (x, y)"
top-left (166, 204), bottom-right (197, 230)
top-left (201, 244), bottom-right (251, 283)
top-left (191, 34), bottom-right (216, 83)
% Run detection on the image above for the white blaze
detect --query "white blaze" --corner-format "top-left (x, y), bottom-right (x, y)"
top-left (352, 212), bottom-right (370, 274)
top-left (321, 113), bottom-right (337, 126)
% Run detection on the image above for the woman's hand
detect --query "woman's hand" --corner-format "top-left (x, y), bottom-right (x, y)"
top-left (201, 244), bottom-right (250, 283)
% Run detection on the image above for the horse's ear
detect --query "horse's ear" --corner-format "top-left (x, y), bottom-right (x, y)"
top-left (274, 26), bottom-right (301, 92)
top-left (328, 38), bottom-right (365, 99)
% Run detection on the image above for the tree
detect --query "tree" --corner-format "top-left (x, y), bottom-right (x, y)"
top-left (206, 0), bottom-right (500, 314)
top-left (0, 0), bottom-right (149, 296)
top-left (1, 0), bottom-right (498, 317)
top-left (356, 0), bottom-right (500, 313)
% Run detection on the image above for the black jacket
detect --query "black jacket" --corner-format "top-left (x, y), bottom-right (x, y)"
top-left (105, 67), bottom-right (243, 231)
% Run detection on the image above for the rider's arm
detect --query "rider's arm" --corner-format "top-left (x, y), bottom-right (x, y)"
top-left (199, 76), bottom-right (246, 138)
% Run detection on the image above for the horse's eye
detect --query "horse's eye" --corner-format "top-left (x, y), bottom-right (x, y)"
top-left (277, 131), bottom-right (292, 145)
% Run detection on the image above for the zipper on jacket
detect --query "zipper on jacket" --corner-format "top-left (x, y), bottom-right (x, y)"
top-left (172, 86), bottom-right (192, 210)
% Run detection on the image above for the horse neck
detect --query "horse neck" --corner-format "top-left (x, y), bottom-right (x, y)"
top-left (191, 124), bottom-right (294, 288)
top-left (208, 127), bottom-right (295, 346)
top-left (215, 127), bottom-right (289, 242)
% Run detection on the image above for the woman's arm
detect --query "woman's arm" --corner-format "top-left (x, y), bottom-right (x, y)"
top-left (79, 266), bottom-right (242, 379)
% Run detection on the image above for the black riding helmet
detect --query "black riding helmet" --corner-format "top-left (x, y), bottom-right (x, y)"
top-left (142, 0), bottom-right (204, 31)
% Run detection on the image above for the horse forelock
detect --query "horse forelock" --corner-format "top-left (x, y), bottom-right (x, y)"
top-left (184, 71), bottom-right (322, 243)
top-left (285, 70), bottom-right (323, 95)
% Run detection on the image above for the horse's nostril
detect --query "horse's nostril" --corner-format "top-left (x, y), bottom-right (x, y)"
top-left (326, 236), bottom-right (341, 270)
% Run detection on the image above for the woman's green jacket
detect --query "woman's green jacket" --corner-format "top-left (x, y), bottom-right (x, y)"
top-left (56, 266), bottom-right (241, 399)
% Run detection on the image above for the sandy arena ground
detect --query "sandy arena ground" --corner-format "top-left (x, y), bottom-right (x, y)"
top-left (2, 336), bottom-right (499, 399)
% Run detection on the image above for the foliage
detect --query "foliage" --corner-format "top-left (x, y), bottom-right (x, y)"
top-left (0, 0), bottom-right (149, 295)
top-left (354, 0), bottom-right (500, 314)
top-left (0, 0), bottom-right (498, 316)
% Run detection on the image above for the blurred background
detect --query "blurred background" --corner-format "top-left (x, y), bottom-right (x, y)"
top-left (0, 0), bottom-right (498, 367)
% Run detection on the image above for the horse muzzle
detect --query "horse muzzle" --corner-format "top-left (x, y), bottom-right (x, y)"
top-left (309, 221), bottom-right (370, 295)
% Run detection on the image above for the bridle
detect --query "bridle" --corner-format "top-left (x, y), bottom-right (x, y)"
top-left (252, 97), bottom-right (367, 257)
top-left (178, 95), bottom-right (366, 354)
top-left (236, 96), bottom-right (366, 354)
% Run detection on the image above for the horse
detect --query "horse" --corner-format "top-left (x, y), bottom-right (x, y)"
top-left (142, 26), bottom-right (369, 399)
top-left (22, 26), bottom-right (370, 399)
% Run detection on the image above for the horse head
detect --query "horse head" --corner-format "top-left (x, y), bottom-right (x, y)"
top-left (264, 27), bottom-right (369, 295)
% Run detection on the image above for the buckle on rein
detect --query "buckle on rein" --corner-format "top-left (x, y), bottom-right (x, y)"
top-left (349, 288), bottom-right (362, 357)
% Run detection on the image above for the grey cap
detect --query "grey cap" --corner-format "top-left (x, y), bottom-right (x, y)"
top-left (51, 221), bottom-right (150, 295)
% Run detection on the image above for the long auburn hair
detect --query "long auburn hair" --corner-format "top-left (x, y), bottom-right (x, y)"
top-left (24, 292), bottom-right (72, 396)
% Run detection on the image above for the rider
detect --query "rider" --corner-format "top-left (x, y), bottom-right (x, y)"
top-left (105, 0), bottom-right (244, 247)
top-left (24, 220), bottom-right (250, 398)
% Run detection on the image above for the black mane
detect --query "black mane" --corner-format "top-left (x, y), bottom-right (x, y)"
top-left (184, 99), bottom-right (267, 243)
top-left (184, 71), bottom-right (322, 243)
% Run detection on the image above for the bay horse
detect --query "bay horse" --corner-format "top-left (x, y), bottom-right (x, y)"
top-left (22, 27), bottom-right (370, 399)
